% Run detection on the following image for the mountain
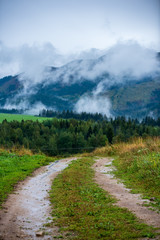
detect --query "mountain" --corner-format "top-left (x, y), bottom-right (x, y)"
top-left (106, 77), bottom-right (160, 118)
top-left (0, 53), bottom-right (160, 118)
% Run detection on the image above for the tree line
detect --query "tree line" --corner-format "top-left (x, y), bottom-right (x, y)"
top-left (39, 109), bottom-right (160, 126)
top-left (0, 116), bottom-right (160, 156)
top-left (39, 109), bottom-right (107, 121)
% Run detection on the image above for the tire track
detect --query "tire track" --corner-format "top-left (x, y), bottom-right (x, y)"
top-left (93, 158), bottom-right (160, 229)
top-left (0, 157), bottom-right (77, 240)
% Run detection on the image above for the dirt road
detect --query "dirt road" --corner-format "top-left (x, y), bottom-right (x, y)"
top-left (93, 157), bottom-right (160, 229)
top-left (0, 157), bottom-right (77, 240)
top-left (0, 156), bottom-right (159, 240)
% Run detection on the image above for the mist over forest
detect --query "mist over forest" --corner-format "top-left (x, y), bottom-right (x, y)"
top-left (0, 42), bottom-right (160, 118)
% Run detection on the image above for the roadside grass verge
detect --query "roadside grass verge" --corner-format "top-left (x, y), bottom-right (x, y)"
top-left (50, 157), bottom-right (156, 240)
top-left (0, 149), bottom-right (56, 207)
top-left (85, 137), bottom-right (160, 212)
top-left (112, 139), bottom-right (160, 212)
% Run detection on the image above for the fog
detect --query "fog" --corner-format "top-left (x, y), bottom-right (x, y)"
top-left (0, 41), bottom-right (159, 116)
top-left (0, 42), bottom-right (69, 85)
top-left (74, 95), bottom-right (112, 116)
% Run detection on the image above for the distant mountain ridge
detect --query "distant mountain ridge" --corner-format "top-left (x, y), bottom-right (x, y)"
top-left (0, 52), bottom-right (160, 118)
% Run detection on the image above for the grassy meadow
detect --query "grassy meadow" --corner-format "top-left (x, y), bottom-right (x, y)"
top-left (0, 113), bottom-right (49, 122)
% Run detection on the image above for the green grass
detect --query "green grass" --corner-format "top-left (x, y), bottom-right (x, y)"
top-left (90, 138), bottom-right (160, 212)
top-left (113, 150), bottom-right (160, 212)
top-left (50, 157), bottom-right (156, 240)
top-left (0, 113), bottom-right (49, 122)
top-left (0, 150), bottom-right (56, 207)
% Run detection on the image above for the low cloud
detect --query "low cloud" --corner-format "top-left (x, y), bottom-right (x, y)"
top-left (0, 41), bottom-right (159, 116)
top-left (74, 95), bottom-right (112, 116)
top-left (73, 42), bottom-right (160, 116)
top-left (0, 42), bottom-right (69, 87)
top-left (3, 99), bottom-right (51, 116)
top-left (24, 102), bottom-right (52, 115)
top-left (46, 41), bottom-right (160, 86)
top-left (0, 41), bottom-right (159, 85)
top-left (96, 41), bottom-right (159, 78)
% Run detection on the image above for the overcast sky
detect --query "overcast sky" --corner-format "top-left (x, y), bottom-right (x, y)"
top-left (0, 0), bottom-right (160, 53)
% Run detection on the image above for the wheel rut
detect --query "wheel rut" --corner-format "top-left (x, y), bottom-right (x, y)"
top-left (93, 157), bottom-right (160, 229)
top-left (0, 157), bottom-right (77, 240)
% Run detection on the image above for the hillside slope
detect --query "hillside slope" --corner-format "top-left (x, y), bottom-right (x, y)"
top-left (107, 77), bottom-right (160, 118)
top-left (0, 53), bottom-right (160, 118)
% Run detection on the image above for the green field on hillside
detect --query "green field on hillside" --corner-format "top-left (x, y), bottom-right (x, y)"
top-left (0, 113), bottom-right (49, 122)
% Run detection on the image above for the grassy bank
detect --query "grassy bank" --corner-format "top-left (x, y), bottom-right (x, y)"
top-left (0, 113), bottom-right (49, 123)
top-left (0, 149), bottom-right (55, 207)
top-left (90, 137), bottom-right (160, 212)
top-left (50, 157), bottom-right (155, 239)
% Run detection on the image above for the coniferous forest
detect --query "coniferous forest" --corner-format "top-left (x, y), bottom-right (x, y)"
top-left (0, 113), bottom-right (160, 156)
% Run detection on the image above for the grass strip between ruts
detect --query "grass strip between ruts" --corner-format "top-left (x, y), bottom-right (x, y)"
top-left (50, 157), bottom-right (156, 240)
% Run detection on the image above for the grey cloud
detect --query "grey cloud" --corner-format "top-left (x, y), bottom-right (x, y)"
top-left (24, 102), bottom-right (53, 115)
top-left (74, 95), bottom-right (112, 116)
top-left (3, 99), bottom-right (50, 116)
top-left (1, 41), bottom-right (159, 86)
top-left (78, 42), bottom-right (159, 80)
top-left (0, 41), bottom-right (159, 116)
top-left (46, 41), bottom-right (160, 86)
top-left (0, 42), bottom-right (68, 82)
top-left (73, 42), bottom-right (160, 116)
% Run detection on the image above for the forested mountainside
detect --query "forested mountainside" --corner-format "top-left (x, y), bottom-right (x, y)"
top-left (0, 51), bottom-right (160, 118)
top-left (0, 74), bottom-right (159, 118)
